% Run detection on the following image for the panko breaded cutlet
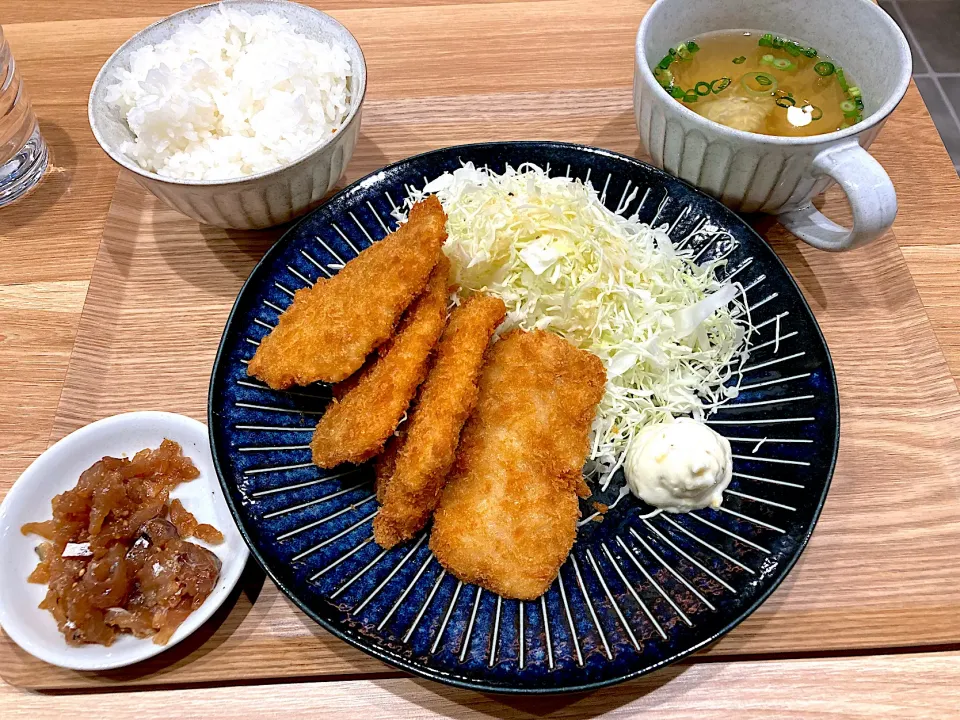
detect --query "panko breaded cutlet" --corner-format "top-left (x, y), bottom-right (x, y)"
top-left (373, 294), bottom-right (506, 549)
top-left (429, 329), bottom-right (606, 600)
top-left (310, 256), bottom-right (450, 468)
top-left (247, 196), bottom-right (447, 389)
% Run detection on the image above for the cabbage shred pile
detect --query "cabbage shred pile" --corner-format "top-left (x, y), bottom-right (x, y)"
top-left (401, 163), bottom-right (752, 485)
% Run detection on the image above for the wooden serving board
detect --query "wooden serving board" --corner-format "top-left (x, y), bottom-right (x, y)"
top-left (5, 108), bottom-right (960, 691)
top-left (4, 0), bottom-right (960, 691)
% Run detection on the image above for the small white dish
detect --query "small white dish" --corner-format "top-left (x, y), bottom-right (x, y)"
top-left (0, 411), bottom-right (249, 670)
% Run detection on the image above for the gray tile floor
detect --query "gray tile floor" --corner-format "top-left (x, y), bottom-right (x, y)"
top-left (879, 0), bottom-right (960, 175)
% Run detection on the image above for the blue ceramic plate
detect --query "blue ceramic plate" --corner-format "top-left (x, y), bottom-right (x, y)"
top-left (209, 142), bottom-right (839, 694)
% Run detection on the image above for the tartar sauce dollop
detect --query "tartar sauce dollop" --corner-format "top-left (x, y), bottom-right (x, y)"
top-left (623, 417), bottom-right (732, 513)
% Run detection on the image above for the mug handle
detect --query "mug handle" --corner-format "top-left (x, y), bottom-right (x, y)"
top-left (777, 140), bottom-right (897, 252)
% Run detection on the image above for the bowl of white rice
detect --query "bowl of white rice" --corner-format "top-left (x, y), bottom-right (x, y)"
top-left (88, 0), bottom-right (366, 229)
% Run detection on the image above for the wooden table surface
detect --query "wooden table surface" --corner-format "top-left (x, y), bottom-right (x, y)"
top-left (3, 0), bottom-right (960, 716)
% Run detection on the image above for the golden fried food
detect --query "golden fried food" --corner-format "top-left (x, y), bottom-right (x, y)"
top-left (311, 257), bottom-right (450, 467)
top-left (429, 329), bottom-right (606, 600)
top-left (248, 196), bottom-right (448, 389)
top-left (332, 354), bottom-right (374, 401)
top-left (374, 433), bottom-right (402, 502)
top-left (374, 294), bottom-right (506, 548)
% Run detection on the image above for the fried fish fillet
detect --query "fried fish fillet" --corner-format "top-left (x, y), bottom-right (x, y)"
top-left (310, 256), bottom-right (450, 468)
top-left (374, 433), bottom-right (402, 502)
top-left (248, 196), bottom-right (447, 389)
top-left (373, 294), bottom-right (506, 548)
top-left (331, 354), bottom-right (375, 401)
top-left (429, 329), bottom-right (606, 600)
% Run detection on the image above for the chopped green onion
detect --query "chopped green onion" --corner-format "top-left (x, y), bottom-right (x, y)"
top-left (810, 105), bottom-right (823, 121)
top-left (653, 67), bottom-right (674, 87)
top-left (771, 36), bottom-right (785, 49)
top-left (668, 47), bottom-right (678, 57)
top-left (840, 99), bottom-right (857, 116)
top-left (848, 85), bottom-right (862, 98)
top-left (710, 77), bottom-right (732, 93)
top-left (802, 47), bottom-right (818, 58)
top-left (733, 55), bottom-right (747, 64)
top-left (741, 71), bottom-right (777, 95)
top-left (761, 54), bottom-right (774, 64)
top-left (814, 61), bottom-right (835, 76)
top-left (836, 67), bottom-right (849, 92)
top-left (694, 81), bottom-right (712, 96)
top-left (775, 96), bottom-right (796, 108)
top-left (772, 58), bottom-right (794, 70)
top-left (785, 42), bottom-right (802, 56)
top-left (854, 96), bottom-right (864, 111)
top-left (670, 86), bottom-right (685, 99)
top-left (687, 40), bottom-right (700, 53)
top-left (759, 33), bottom-right (773, 47)
top-left (658, 55), bottom-right (673, 70)
top-left (676, 43), bottom-right (691, 60)
top-left (683, 90), bottom-right (698, 103)
top-left (839, 120), bottom-right (852, 130)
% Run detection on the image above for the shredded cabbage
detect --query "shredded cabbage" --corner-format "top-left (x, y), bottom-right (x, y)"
top-left (399, 163), bottom-right (752, 486)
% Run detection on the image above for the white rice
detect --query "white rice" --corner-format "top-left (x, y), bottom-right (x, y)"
top-left (105, 4), bottom-right (352, 181)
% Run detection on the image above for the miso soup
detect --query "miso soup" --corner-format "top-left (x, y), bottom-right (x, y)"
top-left (654, 30), bottom-right (863, 137)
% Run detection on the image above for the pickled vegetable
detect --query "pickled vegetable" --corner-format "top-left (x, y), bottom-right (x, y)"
top-left (21, 440), bottom-right (222, 646)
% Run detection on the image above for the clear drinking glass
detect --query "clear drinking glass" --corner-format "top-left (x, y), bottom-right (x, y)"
top-left (0, 25), bottom-right (48, 207)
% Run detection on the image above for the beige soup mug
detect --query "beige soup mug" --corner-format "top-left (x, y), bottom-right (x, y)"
top-left (633, 0), bottom-right (912, 251)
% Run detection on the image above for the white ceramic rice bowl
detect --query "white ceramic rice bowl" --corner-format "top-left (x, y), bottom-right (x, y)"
top-left (88, 0), bottom-right (366, 229)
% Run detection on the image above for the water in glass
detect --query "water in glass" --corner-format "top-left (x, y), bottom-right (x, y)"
top-left (0, 25), bottom-right (48, 207)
